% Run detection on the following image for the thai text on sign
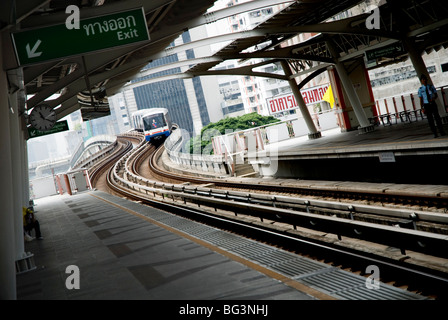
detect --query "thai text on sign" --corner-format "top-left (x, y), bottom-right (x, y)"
top-left (267, 84), bottom-right (329, 115)
top-left (11, 8), bottom-right (149, 66)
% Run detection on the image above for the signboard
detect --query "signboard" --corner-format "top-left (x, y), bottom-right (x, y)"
top-left (28, 120), bottom-right (69, 138)
top-left (365, 43), bottom-right (404, 61)
top-left (379, 152), bottom-right (395, 163)
top-left (11, 8), bottom-right (149, 66)
top-left (267, 84), bottom-right (329, 115)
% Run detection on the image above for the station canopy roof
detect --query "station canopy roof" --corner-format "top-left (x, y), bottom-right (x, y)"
top-left (186, 0), bottom-right (448, 82)
top-left (2, 0), bottom-right (217, 122)
top-left (2, 0), bottom-right (448, 125)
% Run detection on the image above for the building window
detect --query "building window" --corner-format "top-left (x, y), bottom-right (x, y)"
top-left (442, 63), bottom-right (448, 73)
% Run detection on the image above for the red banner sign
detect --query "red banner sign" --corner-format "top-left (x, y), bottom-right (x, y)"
top-left (267, 84), bottom-right (329, 115)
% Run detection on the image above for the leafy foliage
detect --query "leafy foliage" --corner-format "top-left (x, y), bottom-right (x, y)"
top-left (188, 113), bottom-right (280, 154)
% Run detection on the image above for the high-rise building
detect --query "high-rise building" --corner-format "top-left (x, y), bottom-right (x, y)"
top-left (118, 28), bottom-right (223, 137)
top-left (205, 0), bottom-right (303, 119)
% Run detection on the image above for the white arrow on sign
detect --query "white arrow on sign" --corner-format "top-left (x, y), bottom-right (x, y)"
top-left (26, 40), bottom-right (42, 58)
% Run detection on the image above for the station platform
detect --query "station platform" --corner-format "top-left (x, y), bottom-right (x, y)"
top-left (255, 120), bottom-right (448, 184)
top-left (16, 191), bottom-right (316, 301)
top-left (271, 118), bottom-right (447, 156)
top-left (16, 190), bottom-right (429, 303)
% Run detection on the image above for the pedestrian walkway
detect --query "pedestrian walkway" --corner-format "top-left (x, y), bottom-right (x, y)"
top-left (268, 119), bottom-right (448, 156)
top-left (16, 191), bottom-right (316, 300)
top-left (255, 120), bottom-right (448, 184)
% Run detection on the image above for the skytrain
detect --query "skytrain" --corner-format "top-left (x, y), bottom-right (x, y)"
top-left (130, 108), bottom-right (172, 143)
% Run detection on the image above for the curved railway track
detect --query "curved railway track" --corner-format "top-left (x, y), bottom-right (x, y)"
top-left (90, 134), bottom-right (448, 300)
top-left (150, 145), bottom-right (448, 210)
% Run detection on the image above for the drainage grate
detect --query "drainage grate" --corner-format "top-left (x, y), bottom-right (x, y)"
top-left (183, 225), bottom-right (215, 238)
top-left (147, 212), bottom-right (169, 220)
top-left (165, 219), bottom-right (198, 231)
top-left (269, 258), bottom-right (329, 278)
top-left (213, 236), bottom-right (252, 250)
top-left (334, 284), bottom-right (426, 300)
top-left (297, 268), bottom-right (426, 300)
top-left (201, 231), bottom-right (239, 245)
top-left (157, 215), bottom-right (181, 224)
top-left (229, 242), bottom-right (275, 258)
top-left (248, 250), bottom-right (300, 265)
top-left (299, 268), bottom-right (364, 292)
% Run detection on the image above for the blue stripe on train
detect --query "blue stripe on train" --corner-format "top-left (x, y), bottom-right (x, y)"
top-left (145, 131), bottom-right (170, 141)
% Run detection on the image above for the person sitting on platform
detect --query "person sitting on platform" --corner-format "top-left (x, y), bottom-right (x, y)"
top-left (418, 74), bottom-right (446, 138)
top-left (23, 206), bottom-right (43, 241)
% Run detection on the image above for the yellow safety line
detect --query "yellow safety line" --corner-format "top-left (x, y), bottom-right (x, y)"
top-left (90, 192), bottom-right (338, 300)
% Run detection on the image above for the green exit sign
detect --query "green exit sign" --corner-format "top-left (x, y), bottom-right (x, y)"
top-left (11, 7), bottom-right (149, 66)
top-left (365, 43), bottom-right (404, 61)
top-left (28, 120), bottom-right (69, 138)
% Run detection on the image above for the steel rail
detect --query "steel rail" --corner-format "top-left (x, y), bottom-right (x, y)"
top-left (89, 138), bottom-right (133, 186)
top-left (89, 132), bottom-right (146, 188)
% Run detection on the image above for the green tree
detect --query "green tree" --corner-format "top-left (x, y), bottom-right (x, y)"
top-left (188, 113), bottom-right (279, 154)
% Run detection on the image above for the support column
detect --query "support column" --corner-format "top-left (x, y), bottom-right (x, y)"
top-left (0, 38), bottom-right (17, 300)
top-left (404, 39), bottom-right (430, 83)
top-left (390, 1), bottom-right (434, 88)
top-left (9, 91), bottom-right (26, 261)
top-left (326, 41), bottom-right (374, 134)
top-left (21, 132), bottom-right (30, 206)
top-left (281, 61), bottom-right (321, 139)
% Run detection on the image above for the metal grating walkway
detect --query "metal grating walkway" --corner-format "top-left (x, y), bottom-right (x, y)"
top-left (96, 191), bottom-right (428, 300)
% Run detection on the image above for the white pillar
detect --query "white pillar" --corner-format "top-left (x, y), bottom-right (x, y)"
top-left (326, 40), bottom-right (373, 133)
top-left (22, 134), bottom-right (30, 207)
top-left (0, 37), bottom-right (17, 300)
top-left (281, 61), bottom-right (321, 139)
top-left (9, 91), bottom-right (26, 260)
top-left (333, 62), bottom-right (372, 129)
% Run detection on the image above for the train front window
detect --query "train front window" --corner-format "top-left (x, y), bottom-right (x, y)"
top-left (143, 114), bottom-right (166, 130)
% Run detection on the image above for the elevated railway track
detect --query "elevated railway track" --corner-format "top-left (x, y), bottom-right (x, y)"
top-left (89, 133), bottom-right (448, 299)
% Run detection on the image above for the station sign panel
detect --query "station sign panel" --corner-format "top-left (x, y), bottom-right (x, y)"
top-left (365, 43), bottom-right (404, 61)
top-left (11, 7), bottom-right (149, 66)
top-left (28, 120), bottom-right (69, 139)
